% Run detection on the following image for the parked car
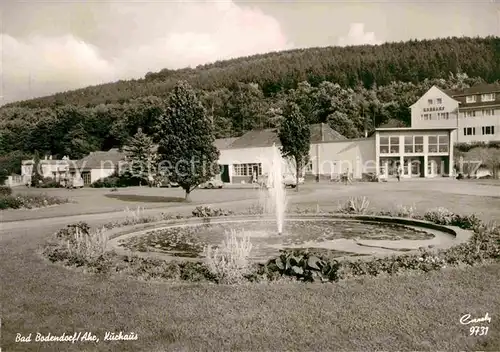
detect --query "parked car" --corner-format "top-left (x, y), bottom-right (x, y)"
top-left (153, 175), bottom-right (179, 188)
top-left (65, 177), bottom-right (84, 188)
top-left (283, 174), bottom-right (305, 188)
top-left (198, 178), bottom-right (224, 189)
top-left (259, 174), bottom-right (304, 188)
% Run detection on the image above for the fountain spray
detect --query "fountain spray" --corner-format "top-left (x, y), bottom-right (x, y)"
top-left (267, 144), bottom-right (287, 235)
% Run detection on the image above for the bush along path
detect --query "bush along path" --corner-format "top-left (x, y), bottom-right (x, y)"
top-left (0, 186), bottom-right (70, 210)
top-left (41, 200), bottom-right (500, 285)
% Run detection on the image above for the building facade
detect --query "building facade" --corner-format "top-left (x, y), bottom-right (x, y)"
top-left (21, 156), bottom-right (71, 185)
top-left (308, 138), bottom-right (376, 180)
top-left (68, 149), bottom-right (126, 185)
top-left (217, 124), bottom-right (348, 184)
top-left (375, 128), bottom-right (455, 178)
top-left (411, 84), bottom-right (500, 143)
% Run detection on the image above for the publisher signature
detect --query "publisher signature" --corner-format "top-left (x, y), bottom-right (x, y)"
top-left (460, 313), bottom-right (492, 325)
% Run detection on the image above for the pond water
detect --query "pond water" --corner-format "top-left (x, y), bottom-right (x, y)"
top-left (118, 219), bottom-right (435, 261)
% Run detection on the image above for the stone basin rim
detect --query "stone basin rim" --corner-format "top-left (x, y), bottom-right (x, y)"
top-left (105, 213), bottom-right (472, 244)
top-left (104, 213), bottom-right (473, 263)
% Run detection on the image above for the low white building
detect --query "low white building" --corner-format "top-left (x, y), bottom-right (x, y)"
top-left (217, 123), bottom-right (349, 183)
top-left (68, 148), bottom-right (126, 185)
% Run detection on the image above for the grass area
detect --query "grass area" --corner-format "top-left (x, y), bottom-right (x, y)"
top-left (105, 194), bottom-right (187, 203)
top-left (2, 255), bottom-right (499, 351)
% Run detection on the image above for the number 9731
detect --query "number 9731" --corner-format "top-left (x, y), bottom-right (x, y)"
top-left (470, 326), bottom-right (489, 336)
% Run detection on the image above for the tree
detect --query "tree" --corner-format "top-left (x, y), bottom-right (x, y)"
top-left (31, 150), bottom-right (43, 187)
top-left (155, 81), bottom-right (220, 201)
top-left (327, 112), bottom-right (359, 139)
top-left (123, 128), bottom-right (156, 186)
top-left (467, 147), bottom-right (500, 179)
top-left (278, 102), bottom-right (310, 192)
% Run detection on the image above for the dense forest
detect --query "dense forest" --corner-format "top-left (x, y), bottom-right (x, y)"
top-left (1, 36), bottom-right (500, 177)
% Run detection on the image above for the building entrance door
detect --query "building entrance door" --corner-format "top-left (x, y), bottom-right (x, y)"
top-left (82, 172), bottom-right (91, 185)
top-left (220, 165), bottom-right (230, 183)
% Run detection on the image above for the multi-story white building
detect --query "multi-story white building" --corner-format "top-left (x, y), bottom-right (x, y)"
top-left (410, 84), bottom-right (500, 143)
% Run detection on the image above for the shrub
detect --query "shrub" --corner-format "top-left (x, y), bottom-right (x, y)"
top-left (442, 221), bottom-right (500, 265)
top-left (361, 173), bottom-right (379, 182)
top-left (37, 178), bottom-right (63, 188)
top-left (260, 250), bottom-right (339, 282)
top-left (202, 229), bottom-right (253, 284)
top-left (46, 223), bottom-right (111, 271)
top-left (338, 196), bottom-right (370, 214)
top-left (0, 193), bottom-right (68, 210)
top-left (102, 209), bottom-right (184, 230)
top-left (451, 214), bottom-right (482, 230)
top-left (394, 204), bottom-right (418, 218)
top-left (67, 227), bottom-right (108, 261)
top-left (423, 207), bottom-right (455, 225)
top-left (259, 248), bottom-right (449, 283)
top-left (192, 205), bottom-right (234, 217)
top-left (246, 203), bottom-right (265, 215)
top-left (121, 206), bottom-right (156, 225)
top-left (0, 186), bottom-right (12, 196)
top-left (0, 195), bottom-right (23, 209)
top-left (423, 208), bottom-right (482, 230)
top-left (91, 175), bottom-right (132, 188)
top-left (55, 222), bottom-right (91, 241)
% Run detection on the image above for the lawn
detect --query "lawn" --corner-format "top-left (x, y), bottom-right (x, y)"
top-left (1, 179), bottom-right (499, 351)
top-left (1, 246), bottom-right (499, 351)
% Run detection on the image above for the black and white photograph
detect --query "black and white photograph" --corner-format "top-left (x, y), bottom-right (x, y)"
top-left (1, 0), bottom-right (499, 351)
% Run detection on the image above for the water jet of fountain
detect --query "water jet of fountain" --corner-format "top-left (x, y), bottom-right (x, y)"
top-left (266, 143), bottom-right (287, 235)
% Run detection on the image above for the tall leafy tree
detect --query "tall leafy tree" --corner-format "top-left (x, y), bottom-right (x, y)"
top-left (123, 128), bottom-right (156, 186)
top-left (327, 111), bottom-right (359, 139)
top-left (155, 81), bottom-right (220, 201)
top-left (278, 102), bottom-right (310, 192)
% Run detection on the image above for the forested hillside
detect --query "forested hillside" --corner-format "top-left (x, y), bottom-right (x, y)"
top-left (3, 36), bottom-right (500, 109)
top-left (1, 36), bottom-right (499, 177)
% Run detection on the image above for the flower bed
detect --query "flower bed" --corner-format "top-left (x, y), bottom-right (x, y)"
top-left (0, 192), bottom-right (69, 210)
top-left (41, 201), bottom-right (500, 285)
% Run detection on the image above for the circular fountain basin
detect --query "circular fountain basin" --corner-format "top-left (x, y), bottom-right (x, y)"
top-left (106, 214), bottom-right (472, 263)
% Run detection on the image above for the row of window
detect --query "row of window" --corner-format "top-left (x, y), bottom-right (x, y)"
top-left (463, 109), bottom-right (496, 117)
top-left (463, 126), bottom-right (496, 136)
top-left (423, 106), bottom-right (445, 112)
top-left (233, 163), bottom-right (262, 176)
top-left (421, 112), bottom-right (450, 120)
top-left (379, 135), bottom-right (449, 154)
top-left (466, 93), bottom-right (496, 103)
top-left (427, 94), bottom-right (496, 107)
top-left (420, 109), bottom-right (497, 120)
top-left (427, 98), bottom-right (443, 105)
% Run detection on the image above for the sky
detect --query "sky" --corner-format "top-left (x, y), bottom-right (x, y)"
top-left (0, 0), bottom-right (499, 105)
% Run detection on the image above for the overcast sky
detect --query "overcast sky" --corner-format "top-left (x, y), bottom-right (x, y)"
top-left (0, 0), bottom-right (499, 105)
